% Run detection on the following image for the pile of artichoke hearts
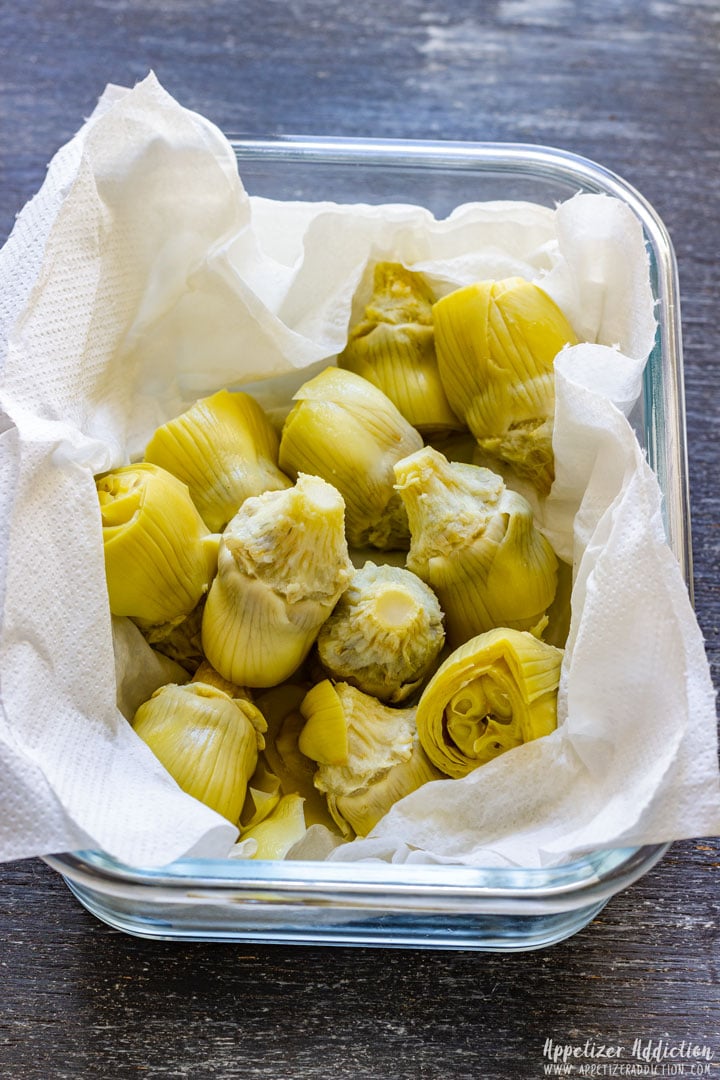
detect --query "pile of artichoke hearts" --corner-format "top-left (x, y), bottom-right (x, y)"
top-left (97, 264), bottom-right (576, 859)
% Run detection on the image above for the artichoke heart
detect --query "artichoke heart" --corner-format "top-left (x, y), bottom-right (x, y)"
top-left (254, 683), bottom-right (339, 830)
top-left (433, 277), bottom-right (578, 493)
top-left (338, 262), bottom-right (461, 434)
top-left (96, 462), bottom-right (219, 631)
top-left (300, 681), bottom-right (443, 838)
top-left (415, 627), bottom-right (563, 778)
top-left (278, 367), bottom-right (423, 550)
top-left (394, 446), bottom-right (558, 648)
top-left (316, 562), bottom-right (446, 703)
top-left (201, 473), bottom-right (354, 688)
top-left (132, 681), bottom-right (266, 824)
top-left (144, 388), bottom-right (291, 532)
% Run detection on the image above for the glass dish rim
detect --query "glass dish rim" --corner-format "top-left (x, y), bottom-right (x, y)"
top-left (46, 136), bottom-right (687, 910)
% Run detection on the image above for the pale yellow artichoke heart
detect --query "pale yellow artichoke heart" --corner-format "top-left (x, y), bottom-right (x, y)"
top-left (338, 262), bottom-right (461, 434)
top-left (201, 473), bottom-right (354, 688)
top-left (302, 682), bottom-right (443, 838)
top-left (254, 683), bottom-right (339, 830)
top-left (132, 681), bottom-right (266, 824)
top-left (144, 388), bottom-right (291, 533)
top-left (415, 627), bottom-right (563, 778)
top-left (97, 462), bottom-right (219, 630)
top-left (316, 562), bottom-right (446, 704)
top-left (433, 277), bottom-right (578, 493)
top-left (278, 366), bottom-right (423, 550)
top-left (394, 445), bottom-right (558, 648)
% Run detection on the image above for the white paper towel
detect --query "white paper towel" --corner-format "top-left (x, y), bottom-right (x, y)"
top-left (0, 73), bottom-right (718, 868)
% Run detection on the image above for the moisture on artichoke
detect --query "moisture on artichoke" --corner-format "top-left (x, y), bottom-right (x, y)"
top-left (299, 681), bottom-right (443, 837)
top-left (394, 445), bottom-right (558, 648)
top-left (132, 681), bottom-right (266, 824)
top-left (415, 627), bottom-right (563, 778)
top-left (338, 262), bottom-right (461, 434)
top-left (201, 473), bottom-right (354, 688)
top-left (316, 562), bottom-right (446, 704)
top-left (144, 388), bottom-right (291, 533)
top-left (96, 462), bottom-right (219, 633)
top-left (433, 276), bottom-right (578, 493)
top-left (278, 366), bottom-right (423, 550)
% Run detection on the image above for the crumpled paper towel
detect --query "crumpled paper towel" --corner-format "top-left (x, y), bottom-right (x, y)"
top-left (1, 73), bottom-right (718, 868)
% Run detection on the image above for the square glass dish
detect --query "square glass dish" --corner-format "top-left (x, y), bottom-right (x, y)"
top-left (44, 136), bottom-right (689, 951)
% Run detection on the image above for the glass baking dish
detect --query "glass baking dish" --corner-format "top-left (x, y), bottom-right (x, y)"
top-left (44, 136), bottom-right (689, 950)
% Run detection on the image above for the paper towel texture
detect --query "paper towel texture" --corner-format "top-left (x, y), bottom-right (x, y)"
top-left (0, 74), bottom-right (717, 867)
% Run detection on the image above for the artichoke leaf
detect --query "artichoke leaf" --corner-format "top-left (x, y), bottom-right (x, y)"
top-left (254, 684), bottom-right (339, 830)
top-left (240, 793), bottom-right (307, 860)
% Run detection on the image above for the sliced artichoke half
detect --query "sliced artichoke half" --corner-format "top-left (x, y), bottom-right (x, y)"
top-left (415, 627), bottom-right (563, 778)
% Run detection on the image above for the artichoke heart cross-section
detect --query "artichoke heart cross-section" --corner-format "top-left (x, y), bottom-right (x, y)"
top-left (316, 561), bottom-right (445, 703)
top-left (416, 627), bottom-right (563, 778)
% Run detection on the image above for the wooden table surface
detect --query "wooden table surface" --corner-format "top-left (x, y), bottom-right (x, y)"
top-left (1, 2), bottom-right (718, 1077)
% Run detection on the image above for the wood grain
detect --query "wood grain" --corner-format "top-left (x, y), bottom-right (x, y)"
top-left (1, 2), bottom-right (719, 1077)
